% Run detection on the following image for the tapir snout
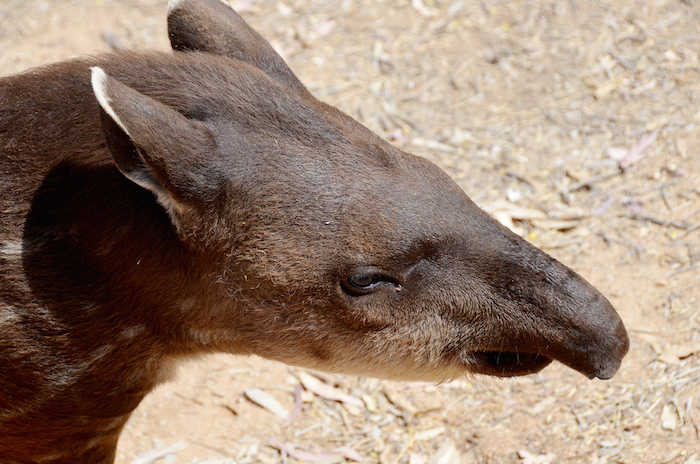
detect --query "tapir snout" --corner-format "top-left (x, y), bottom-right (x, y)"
top-left (443, 216), bottom-right (630, 380)
top-left (440, 205), bottom-right (630, 380)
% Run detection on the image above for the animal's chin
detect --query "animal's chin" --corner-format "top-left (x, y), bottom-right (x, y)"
top-left (468, 351), bottom-right (553, 377)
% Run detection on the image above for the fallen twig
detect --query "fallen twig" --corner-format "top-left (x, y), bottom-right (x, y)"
top-left (618, 128), bottom-right (661, 170)
top-left (655, 367), bottom-right (700, 388)
top-left (666, 263), bottom-right (699, 278)
top-left (568, 169), bottom-right (622, 192)
top-left (688, 398), bottom-right (700, 440)
top-left (630, 213), bottom-right (693, 230)
top-left (131, 441), bottom-right (188, 464)
top-left (269, 438), bottom-right (364, 462)
top-left (282, 383), bottom-right (304, 428)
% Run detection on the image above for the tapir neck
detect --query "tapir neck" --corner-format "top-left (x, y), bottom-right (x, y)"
top-left (0, 161), bottom-right (217, 461)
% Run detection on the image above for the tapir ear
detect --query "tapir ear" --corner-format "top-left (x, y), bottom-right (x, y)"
top-left (167, 0), bottom-right (306, 91)
top-left (91, 67), bottom-right (219, 216)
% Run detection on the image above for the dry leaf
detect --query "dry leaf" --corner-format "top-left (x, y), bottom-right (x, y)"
top-left (131, 441), bottom-right (188, 464)
top-left (661, 448), bottom-right (683, 463)
top-left (590, 196), bottom-right (617, 217)
top-left (664, 50), bottom-right (680, 62)
top-left (618, 128), bottom-right (661, 170)
top-left (428, 440), bottom-right (460, 464)
top-left (606, 146), bottom-right (628, 161)
top-left (382, 385), bottom-right (419, 415)
top-left (361, 393), bottom-right (379, 413)
top-left (501, 207), bottom-right (547, 220)
top-left (197, 460), bottom-right (237, 464)
top-left (661, 404), bottom-right (677, 431)
top-left (229, 0), bottom-right (254, 13)
top-left (415, 426), bottom-right (446, 441)
top-left (244, 388), bottom-right (289, 419)
top-left (668, 345), bottom-right (700, 359)
top-left (662, 165), bottom-right (688, 177)
top-left (518, 450), bottom-right (555, 464)
top-left (299, 372), bottom-right (365, 408)
top-left (411, 0), bottom-right (436, 17)
top-left (621, 196), bottom-right (644, 214)
top-left (462, 450), bottom-right (479, 464)
top-left (531, 219), bottom-right (580, 231)
top-left (410, 137), bottom-right (457, 153)
top-left (315, 20), bottom-right (336, 37)
top-left (593, 77), bottom-right (629, 99)
top-left (270, 438), bottom-right (363, 462)
top-left (276, 2), bottom-right (293, 16)
top-left (492, 211), bottom-right (519, 233)
top-left (483, 200), bottom-right (545, 235)
top-left (526, 397), bottom-right (557, 416)
top-left (658, 344), bottom-right (700, 364)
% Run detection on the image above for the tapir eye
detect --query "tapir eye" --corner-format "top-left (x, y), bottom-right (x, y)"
top-left (342, 268), bottom-right (389, 295)
top-left (349, 273), bottom-right (383, 289)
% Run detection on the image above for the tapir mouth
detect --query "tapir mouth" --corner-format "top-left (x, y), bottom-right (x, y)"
top-left (469, 350), bottom-right (553, 377)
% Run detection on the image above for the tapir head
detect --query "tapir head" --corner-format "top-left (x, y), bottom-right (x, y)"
top-left (91, 0), bottom-right (628, 381)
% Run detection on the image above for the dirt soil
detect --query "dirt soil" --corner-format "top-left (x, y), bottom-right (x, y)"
top-left (1, 0), bottom-right (699, 463)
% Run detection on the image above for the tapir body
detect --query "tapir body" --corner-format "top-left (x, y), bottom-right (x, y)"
top-left (0, 0), bottom-right (628, 462)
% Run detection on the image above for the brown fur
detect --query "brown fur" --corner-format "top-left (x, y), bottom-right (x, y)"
top-left (0, 0), bottom-right (628, 462)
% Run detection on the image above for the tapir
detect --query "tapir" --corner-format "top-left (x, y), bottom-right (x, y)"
top-left (0, 0), bottom-right (628, 462)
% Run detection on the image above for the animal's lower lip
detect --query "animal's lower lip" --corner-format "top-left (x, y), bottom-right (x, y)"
top-left (470, 351), bottom-right (553, 377)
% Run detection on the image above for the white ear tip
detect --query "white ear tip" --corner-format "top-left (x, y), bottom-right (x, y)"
top-left (90, 67), bottom-right (130, 136)
top-left (90, 66), bottom-right (107, 87)
top-left (90, 67), bottom-right (110, 107)
top-left (169, 0), bottom-right (234, 14)
top-left (215, 0), bottom-right (234, 9)
top-left (90, 67), bottom-right (110, 109)
top-left (167, 0), bottom-right (188, 13)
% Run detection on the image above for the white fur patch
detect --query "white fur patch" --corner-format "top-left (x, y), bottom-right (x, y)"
top-left (90, 67), bottom-right (131, 139)
top-left (0, 306), bottom-right (20, 327)
top-left (87, 344), bottom-right (115, 365)
top-left (168, 0), bottom-right (233, 14)
top-left (120, 325), bottom-right (146, 340)
top-left (167, 0), bottom-right (188, 13)
top-left (55, 345), bottom-right (116, 388)
top-left (213, 0), bottom-right (234, 10)
top-left (0, 241), bottom-right (22, 259)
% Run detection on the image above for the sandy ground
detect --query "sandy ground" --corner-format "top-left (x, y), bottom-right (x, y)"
top-left (1, 0), bottom-right (699, 463)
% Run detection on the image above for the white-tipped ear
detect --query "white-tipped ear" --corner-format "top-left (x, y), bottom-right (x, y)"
top-left (90, 67), bottom-right (218, 218)
top-left (91, 67), bottom-right (130, 138)
top-left (168, 0), bottom-right (233, 15)
top-left (167, 0), bottom-right (188, 14)
top-left (213, 0), bottom-right (234, 10)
